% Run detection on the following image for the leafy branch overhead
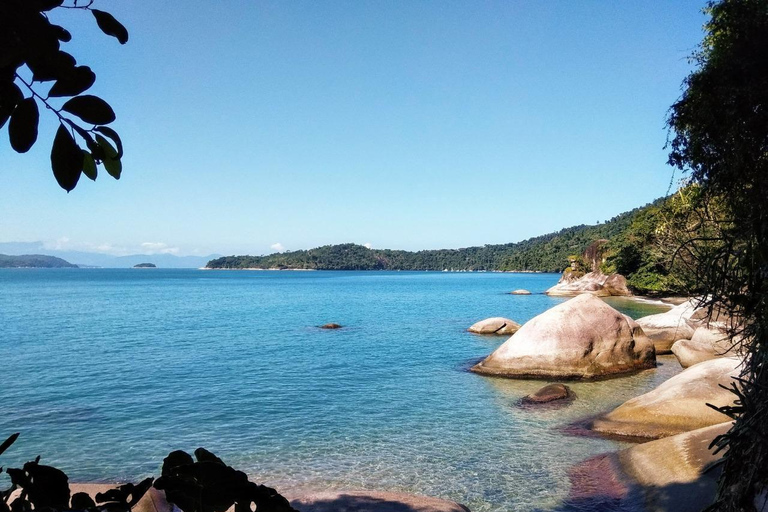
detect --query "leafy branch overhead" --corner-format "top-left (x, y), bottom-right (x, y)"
top-left (0, 0), bottom-right (128, 192)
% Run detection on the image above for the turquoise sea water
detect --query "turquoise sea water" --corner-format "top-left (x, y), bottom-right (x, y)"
top-left (0, 269), bottom-right (678, 512)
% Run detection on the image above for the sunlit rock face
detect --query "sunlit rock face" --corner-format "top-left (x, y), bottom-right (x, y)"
top-left (672, 326), bottom-right (740, 368)
top-left (567, 422), bottom-right (731, 512)
top-left (592, 357), bottom-right (740, 439)
top-left (472, 294), bottom-right (656, 379)
top-left (635, 299), bottom-right (698, 354)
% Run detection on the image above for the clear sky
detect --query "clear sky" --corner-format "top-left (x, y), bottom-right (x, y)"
top-left (0, 1), bottom-right (708, 257)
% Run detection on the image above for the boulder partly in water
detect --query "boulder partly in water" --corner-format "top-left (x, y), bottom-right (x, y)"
top-left (567, 422), bottom-right (732, 512)
top-left (592, 357), bottom-right (740, 439)
top-left (471, 294), bottom-right (656, 379)
top-left (521, 383), bottom-right (573, 404)
top-left (467, 317), bottom-right (521, 335)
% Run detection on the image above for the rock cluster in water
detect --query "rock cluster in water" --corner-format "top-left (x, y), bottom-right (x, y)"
top-left (471, 294), bottom-right (656, 379)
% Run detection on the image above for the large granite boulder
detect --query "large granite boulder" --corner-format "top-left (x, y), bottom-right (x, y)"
top-left (467, 317), bottom-right (521, 335)
top-left (635, 300), bottom-right (698, 354)
top-left (471, 294), bottom-right (656, 379)
top-left (291, 491), bottom-right (470, 512)
top-left (509, 289), bottom-right (531, 295)
top-left (567, 422), bottom-right (732, 512)
top-left (592, 357), bottom-right (740, 439)
top-left (671, 326), bottom-right (739, 368)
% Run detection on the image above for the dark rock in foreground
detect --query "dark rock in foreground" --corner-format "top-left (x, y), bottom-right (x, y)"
top-left (319, 323), bottom-right (343, 329)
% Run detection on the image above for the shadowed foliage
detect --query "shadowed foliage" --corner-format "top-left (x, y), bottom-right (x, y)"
top-left (665, 0), bottom-right (768, 509)
top-left (0, 434), bottom-right (296, 512)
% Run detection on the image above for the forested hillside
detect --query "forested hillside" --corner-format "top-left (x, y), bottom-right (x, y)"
top-left (0, 254), bottom-right (77, 268)
top-left (207, 197), bottom-right (667, 274)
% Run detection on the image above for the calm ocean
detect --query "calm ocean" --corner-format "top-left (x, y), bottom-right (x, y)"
top-left (0, 269), bottom-right (677, 511)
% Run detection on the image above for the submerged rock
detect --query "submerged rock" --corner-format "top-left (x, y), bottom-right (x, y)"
top-left (671, 326), bottom-right (739, 368)
top-left (319, 323), bottom-right (343, 329)
top-left (592, 357), bottom-right (740, 439)
top-left (290, 491), bottom-right (470, 512)
top-left (471, 294), bottom-right (656, 379)
top-left (567, 422), bottom-right (731, 512)
top-left (521, 383), bottom-right (573, 404)
top-left (509, 289), bottom-right (532, 295)
top-left (635, 299), bottom-right (698, 354)
top-left (467, 317), bottom-right (521, 335)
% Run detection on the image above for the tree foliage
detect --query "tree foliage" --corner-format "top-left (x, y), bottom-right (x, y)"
top-left (207, 200), bottom-right (664, 273)
top-left (666, 0), bottom-right (768, 509)
top-left (0, 0), bottom-right (127, 191)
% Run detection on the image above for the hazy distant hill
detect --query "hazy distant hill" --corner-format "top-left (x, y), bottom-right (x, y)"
top-left (0, 254), bottom-right (77, 268)
top-left (207, 198), bottom-right (666, 272)
top-left (0, 243), bottom-right (218, 268)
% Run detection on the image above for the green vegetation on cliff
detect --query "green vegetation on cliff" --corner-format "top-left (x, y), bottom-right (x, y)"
top-left (207, 197), bottom-right (673, 279)
top-left (0, 254), bottom-right (77, 268)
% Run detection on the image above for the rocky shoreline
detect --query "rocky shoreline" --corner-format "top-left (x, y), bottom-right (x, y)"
top-left (465, 284), bottom-right (746, 511)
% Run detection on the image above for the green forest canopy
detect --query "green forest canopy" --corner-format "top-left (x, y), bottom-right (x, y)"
top-left (207, 194), bottom-right (694, 295)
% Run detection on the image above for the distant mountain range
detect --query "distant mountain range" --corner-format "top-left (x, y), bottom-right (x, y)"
top-left (0, 242), bottom-right (219, 268)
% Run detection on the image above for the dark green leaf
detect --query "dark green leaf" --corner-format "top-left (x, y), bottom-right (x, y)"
top-left (30, 0), bottom-right (65, 11)
top-left (61, 95), bottom-right (115, 125)
top-left (51, 124), bottom-right (84, 192)
top-left (94, 126), bottom-right (123, 158)
top-left (102, 154), bottom-right (122, 181)
top-left (91, 10), bottom-right (129, 44)
top-left (49, 66), bottom-right (95, 97)
top-left (9, 98), bottom-right (39, 153)
top-left (82, 151), bottom-right (97, 181)
top-left (71, 492), bottom-right (96, 509)
top-left (50, 24), bottom-right (72, 42)
top-left (0, 433), bottom-right (19, 457)
top-left (0, 82), bottom-right (23, 130)
top-left (96, 135), bottom-right (121, 179)
top-left (27, 51), bottom-right (76, 83)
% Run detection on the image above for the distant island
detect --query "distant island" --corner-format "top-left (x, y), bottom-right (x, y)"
top-left (0, 254), bottom-right (77, 268)
top-left (133, 263), bottom-right (157, 268)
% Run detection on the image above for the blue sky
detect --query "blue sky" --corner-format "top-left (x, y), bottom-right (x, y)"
top-left (0, 1), bottom-right (707, 256)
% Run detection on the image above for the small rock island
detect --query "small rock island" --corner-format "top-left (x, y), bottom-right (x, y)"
top-left (133, 263), bottom-right (157, 268)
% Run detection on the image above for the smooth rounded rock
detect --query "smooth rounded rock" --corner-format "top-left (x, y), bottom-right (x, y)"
top-left (671, 326), bottom-right (738, 368)
top-left (567, 422), bottom-right (731, 512)
top-left (319, 323), bottom-right (343, 329)
top-left (521, 383), bottom-right (573, 404)
top-left (509, 289), bottom-right (532, 295)
top-left (635, 300), bottom-right (698, 354)
top-left (592, 357), bottom-right (740, 439)
top-left (467, 317), bottom-right (521, 335)
top-left (471, 294), bottom-right (656, 379)
top-left (290, 490), bottom-right (470, 512)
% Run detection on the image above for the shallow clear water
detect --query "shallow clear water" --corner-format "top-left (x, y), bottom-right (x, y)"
top-left (0, 269), bottom-right (677, 511)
